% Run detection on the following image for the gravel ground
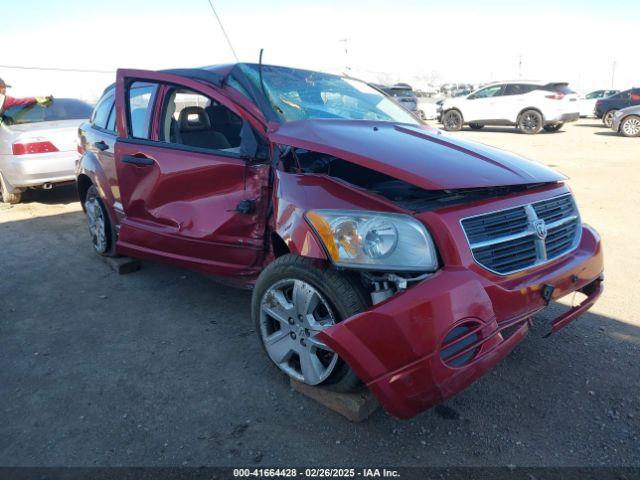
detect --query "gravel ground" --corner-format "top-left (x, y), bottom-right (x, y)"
top-left (0, 119), bottom-right (638, 467)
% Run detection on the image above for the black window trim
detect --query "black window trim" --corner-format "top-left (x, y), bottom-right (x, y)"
top-left (116, 136), bottom-right (251, 162)
top-left (90, 91), bottom-right (115, 130)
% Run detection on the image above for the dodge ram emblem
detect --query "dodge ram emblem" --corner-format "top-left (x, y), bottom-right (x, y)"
top-left (533, 219), bottom-right (548, 240)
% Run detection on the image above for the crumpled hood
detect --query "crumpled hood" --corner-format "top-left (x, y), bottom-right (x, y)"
top-left (268, 119), bottom-right (565, 190)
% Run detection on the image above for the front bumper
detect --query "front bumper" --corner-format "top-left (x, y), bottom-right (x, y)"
top-left (0, 151), bottom-right (78, 190)
top-left (318, 225), bottom-right (603, 419)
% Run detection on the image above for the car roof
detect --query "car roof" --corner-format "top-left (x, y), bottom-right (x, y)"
top-left (482, 80), bottom-right (568, 87)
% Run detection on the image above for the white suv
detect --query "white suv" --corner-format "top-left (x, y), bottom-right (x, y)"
top-left (439, 81), bottom-right (580, 134)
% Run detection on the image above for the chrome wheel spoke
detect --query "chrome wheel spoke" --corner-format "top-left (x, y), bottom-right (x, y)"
top-left (293, 280), bottom-right (320, 316)
top-left (299, 351), bottom-right (325, 385)
top-left (265, 330), bottom-right (295, 363)
top-left (307, 334), bottom-right (332, 352)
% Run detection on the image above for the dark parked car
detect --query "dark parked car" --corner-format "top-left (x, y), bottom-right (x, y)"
top-left (595, 88), bottom-right (640, 127)
top-left (377, 83), bottom-right (425, 120)
top-left (76, 64), bottom-right (603, 419)
top-left (611, 105), bottom-right (640, 137)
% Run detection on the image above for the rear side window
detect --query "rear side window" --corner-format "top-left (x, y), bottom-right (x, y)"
top-left (128, 82), bottom-right (157, 139)
top-left (91, 93), bottom-right (114, 130)
top-left (544, 83), bottom-right (575, 94)
top-left (504, 84), bottom-right (536, 96)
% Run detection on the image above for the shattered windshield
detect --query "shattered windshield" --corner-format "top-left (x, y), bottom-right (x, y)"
top-left (237, 64), bottom-right (420, 124)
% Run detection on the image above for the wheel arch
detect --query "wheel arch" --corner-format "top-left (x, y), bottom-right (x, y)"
top-left (517, 107), bottom-right (545, 124)
top-left (443, 107), bottom-right (464, 121)
top-left (76, 173), bottom-right (93, 210)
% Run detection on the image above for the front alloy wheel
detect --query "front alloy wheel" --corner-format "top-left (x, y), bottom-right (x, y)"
top-left (620, 115), bottom-right (640, 137)
top-left (259, 279), bottom-right (338, 385)
top-left (252, 254), bottom-right (368, 392)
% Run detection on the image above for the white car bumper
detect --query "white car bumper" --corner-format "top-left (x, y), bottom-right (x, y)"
top-left (0, 150), bottom-right (78, 190)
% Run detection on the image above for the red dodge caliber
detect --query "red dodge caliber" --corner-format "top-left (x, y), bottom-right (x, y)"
top-left (76, 64), bottom-right (604, 419)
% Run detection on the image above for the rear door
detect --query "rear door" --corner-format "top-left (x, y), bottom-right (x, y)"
top-left (501, 84), bottom-right (537, 122)
top-left (113, 69), bottom-right (271, 277)
top-left (80, 89), bottom-right (120, 211)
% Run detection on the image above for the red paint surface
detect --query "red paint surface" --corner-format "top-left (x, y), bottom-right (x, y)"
top-left (77, 67), bottom-right (604, 419)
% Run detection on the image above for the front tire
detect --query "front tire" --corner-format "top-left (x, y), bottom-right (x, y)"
top-left (468, 123), bottom-right (484, 130)
top-left (543, 123), bottom-right (563, 132)
top-left (84, 185), bottom-right (115, 256)
top-left (620, 115), bottom-right (640, 137)
top-left (0, 172), bottom-right (22, 204)
top-left (442, 110), bottom-right (463, 131)
top-left (602, 110), bottom-right (617, 128)
top-left (252, 254), bottom-right (369, 392)
top-left (518, 110), bottom-right (543, 134)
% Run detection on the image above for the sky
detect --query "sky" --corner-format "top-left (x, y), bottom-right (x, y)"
top-left (2, 0), bottom-right (638, 102)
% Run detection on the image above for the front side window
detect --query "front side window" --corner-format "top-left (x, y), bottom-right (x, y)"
top-left (160, 87), bottom-right (244, 154)
top-left (586, 91), bottom-right (603, 99)
top-left (471, 85), bottom-right (503, 99)
top-left (128, 82), bottom-right (156, 139)
top-left (237, 64), bottom-right (419, 124)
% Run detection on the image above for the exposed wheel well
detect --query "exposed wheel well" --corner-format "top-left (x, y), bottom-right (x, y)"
top-left (271, 233), bottom-right (290, 258)
top-left (76, 174), bottom-right (92, 209)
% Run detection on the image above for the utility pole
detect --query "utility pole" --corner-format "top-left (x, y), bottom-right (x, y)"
top-left (339, 38), bottom-right (351, 74)
top-left (611, 60), bottom-right (616, 89)
top-left (516, 54), bottom-right (524, 78)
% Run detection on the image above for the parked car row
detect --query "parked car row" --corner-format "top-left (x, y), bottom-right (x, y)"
top-left (594, 88), bottom-right (640, 128)
top-left (373, 83), bottom-right (426, 120)
top-left (577, 89), bottom-right (619, 117)
top-left (437, 81), bottom-right (580, 134)
top-left (69, 63), bottom-right (605, 419)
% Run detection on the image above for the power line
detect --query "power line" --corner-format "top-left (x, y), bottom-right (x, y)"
top-left (205, 0), bottom-right (239, 62)
top-left (0, 64), bottom-right (114, 74)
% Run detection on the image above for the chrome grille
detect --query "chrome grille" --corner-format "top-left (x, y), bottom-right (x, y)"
top-left (461, 194), bottom-right (581, 275)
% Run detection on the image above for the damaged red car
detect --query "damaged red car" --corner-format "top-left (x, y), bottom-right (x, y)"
top-left (76, 64), bottom-right (604, 419)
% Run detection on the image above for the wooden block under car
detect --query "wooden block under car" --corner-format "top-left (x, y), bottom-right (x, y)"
top-left (101, 256), bottom-right (141, 275)
top-left (290, 379), bottom-right (379, 422)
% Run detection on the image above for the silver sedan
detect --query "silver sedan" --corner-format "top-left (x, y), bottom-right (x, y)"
top-left (611, 105), bottom-right (640, 137)
top-left (0, 98), bottom-right (92, 203)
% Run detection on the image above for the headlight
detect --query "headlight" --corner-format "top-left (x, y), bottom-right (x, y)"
top-left (306, 210), bottom-right (439, 271)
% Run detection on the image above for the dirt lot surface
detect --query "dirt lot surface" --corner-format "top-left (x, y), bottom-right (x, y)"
top-left (1, 119), bottom-right (638, 467)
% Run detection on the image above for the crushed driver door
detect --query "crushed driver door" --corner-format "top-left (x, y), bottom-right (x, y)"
top-left (113, 69), bottom-right (271, 278)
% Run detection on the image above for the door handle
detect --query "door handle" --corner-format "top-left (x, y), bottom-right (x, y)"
top-left (94, 140), bottom-right (109, 151)
top-left (121, 154), bottom-right (155, 166)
